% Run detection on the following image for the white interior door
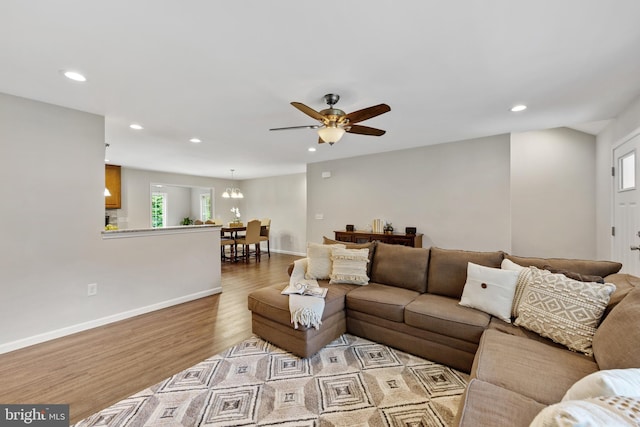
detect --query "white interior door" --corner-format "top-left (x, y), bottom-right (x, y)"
top-left (613, 132), bottom-right (640, 275)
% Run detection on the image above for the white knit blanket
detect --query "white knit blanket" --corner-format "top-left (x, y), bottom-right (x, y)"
top-left (281, 258), bottom-right (325, 330)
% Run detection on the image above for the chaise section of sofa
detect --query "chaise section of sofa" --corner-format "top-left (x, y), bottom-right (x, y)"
top-left (248, 282), bottom-right (357, 357)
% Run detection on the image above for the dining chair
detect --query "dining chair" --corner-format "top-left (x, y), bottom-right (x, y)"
top-left (259, 218), bottom-right (271, 257)
top-left (220, 234), bottom-right (236, 262)
top-left (235, 219), bottom-right (261, 263)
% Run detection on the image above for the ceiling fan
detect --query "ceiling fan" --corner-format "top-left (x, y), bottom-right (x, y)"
top-left (269, 94), bottom-right (391, 145)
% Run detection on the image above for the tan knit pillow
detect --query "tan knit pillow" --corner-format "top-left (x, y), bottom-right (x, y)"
top-left (514, 267), bottom-right (616, 356)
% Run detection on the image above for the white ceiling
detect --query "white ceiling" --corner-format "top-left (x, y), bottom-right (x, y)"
top-left (2, 1), bottom-right (640, 179)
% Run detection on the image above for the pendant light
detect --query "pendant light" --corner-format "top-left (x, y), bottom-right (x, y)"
top-left (221, 169), bottom-right (244, 199)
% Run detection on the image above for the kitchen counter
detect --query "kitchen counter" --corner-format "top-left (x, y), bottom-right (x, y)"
top-left (102, 224), bottom-right (221, 239)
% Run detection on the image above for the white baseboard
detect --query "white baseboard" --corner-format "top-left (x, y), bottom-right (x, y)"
top-left (0, 287), bottom-right (222, 355)
top-left (270, 248), bottom-right (306, 257)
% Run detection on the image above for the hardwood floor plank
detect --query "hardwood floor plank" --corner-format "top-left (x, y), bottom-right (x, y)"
top-left (0, 253), bottom-right (300, 424)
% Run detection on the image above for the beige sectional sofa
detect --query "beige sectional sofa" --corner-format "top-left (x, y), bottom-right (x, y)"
top-left (247, 241), bottom-right (640, 426)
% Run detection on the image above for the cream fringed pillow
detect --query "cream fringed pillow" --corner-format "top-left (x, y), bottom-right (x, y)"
top-left (500, 258), bottom-right (533, 318)
top-left (514, 267), bottom-right (616, 356)
top-left (329, 247), bottom-right (369, 285)
top-left (305, 243), bottom-right (345, 280)
top-left (530, 396), bottom-right (640, 427)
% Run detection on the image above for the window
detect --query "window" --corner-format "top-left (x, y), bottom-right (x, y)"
top-left (619, 151), bottom-right (636, 191)
top-left (200, 193), bottom-right (212, 222)
top-left (151, 192), bottom-right (167, 228)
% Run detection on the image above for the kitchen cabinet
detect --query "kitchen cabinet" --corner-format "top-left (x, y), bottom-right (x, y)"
top-left (105, 165), bottom-right (121, 209)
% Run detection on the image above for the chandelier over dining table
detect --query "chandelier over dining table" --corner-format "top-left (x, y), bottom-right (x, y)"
top-left (222, 169), bottom-right (244, 199)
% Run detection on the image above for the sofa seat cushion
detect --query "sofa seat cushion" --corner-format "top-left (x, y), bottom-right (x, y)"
top-left (346, 282), bottom-right (419, 322)
top-left (405, 294), bottom-right (490, 344)
top-left (248, 281), bottom-right (356, 328)
top-left (456, 379), bottom-right (546, 427)
top-left (472, 329), bottom-right (598, 405)
top-left (505, 254), bottom-right (622, 277)
top-left (427, 247), bottom-right (504, 299)
top-left (369, 242), bottom-right (430, 293)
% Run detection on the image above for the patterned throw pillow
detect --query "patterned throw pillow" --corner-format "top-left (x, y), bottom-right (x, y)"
top-left (329, 247), bottom-right (369, 285)
top-left (514, 267), bottom-right (616, 356)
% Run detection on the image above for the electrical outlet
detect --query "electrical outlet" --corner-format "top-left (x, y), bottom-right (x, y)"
top-left (87, 283), bottom-right (98, 296)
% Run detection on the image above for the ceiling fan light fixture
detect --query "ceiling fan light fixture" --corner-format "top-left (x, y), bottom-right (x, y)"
top-left (317, 125), bottom-right (345, 144)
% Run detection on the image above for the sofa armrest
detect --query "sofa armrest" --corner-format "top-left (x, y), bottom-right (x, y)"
top-left (603, 273), bottom-right (640, 317)
top-left (287, 258), bottom-right (308, 277)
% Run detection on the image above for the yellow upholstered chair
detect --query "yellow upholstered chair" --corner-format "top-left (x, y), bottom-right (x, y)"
top-left (259, 218), bottom-right (271, 257)
top-left (235, 219), bottom-right (262, 262)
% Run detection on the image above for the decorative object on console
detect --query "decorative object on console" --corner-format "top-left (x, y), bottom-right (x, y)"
top-left (372, 218), bottom-right (384, 233)
top-left (383, 222), bottom-right (393, 233)
top-left (405, 227), bottom-right (416, 235)
top-left (346, 224), bottom-right (354, 231)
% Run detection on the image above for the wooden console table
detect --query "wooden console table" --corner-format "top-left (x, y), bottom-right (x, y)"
top-left (334, 230), bottom-right (423, 248)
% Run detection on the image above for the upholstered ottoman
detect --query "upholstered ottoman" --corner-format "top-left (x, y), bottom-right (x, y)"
top-left (247, 282), bottom-right (356, 357)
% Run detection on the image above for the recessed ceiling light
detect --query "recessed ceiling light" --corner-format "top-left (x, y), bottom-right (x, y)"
top-left (63, 70), bottom-right (87, 82)
top-left (129, 123), bottom-right (143, 130)
top-left (308, 147), bottom-right (317, 152)
top-left (510, 104), bottom-right (527, 112)
top-left (189, 138), bottom-right (202, 143)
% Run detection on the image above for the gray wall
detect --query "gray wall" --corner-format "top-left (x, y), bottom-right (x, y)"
top-left (0, 93), bottom-right (221, 352)
top-left (242, 173), bottom-right (307, 255)
top-left (307, 135), bottom-right (512, 251)
top-left (511, 128), bottom-right (596, 258)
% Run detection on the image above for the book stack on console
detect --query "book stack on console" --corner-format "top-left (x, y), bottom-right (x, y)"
top-left (372, 219), bottom-right (384, 233)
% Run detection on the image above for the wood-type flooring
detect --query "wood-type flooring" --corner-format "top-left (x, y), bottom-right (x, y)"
top-left (0, 253), bottom-right (300, 424)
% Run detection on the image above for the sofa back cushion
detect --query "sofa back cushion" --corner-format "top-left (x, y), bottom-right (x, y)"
top-left (370, 242), bottom-right (429, 293)
top-left (427, 247), bottom-right (504, 299)
top-left (505, 254), bottom-right (622, 278)
top-left (592, 288), bottom-right (640, 370)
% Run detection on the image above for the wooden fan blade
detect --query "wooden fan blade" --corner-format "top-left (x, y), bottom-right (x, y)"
top-left (269, 125), bottom-right (319, 131)
top-left (346, 124), bottom-right (386, 136)
top-left (344, 104), bottom-right (391, 124)
top-left (291, 102), bottom-right (326, 122)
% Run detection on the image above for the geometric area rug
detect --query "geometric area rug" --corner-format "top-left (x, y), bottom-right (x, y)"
top-left (73, 334), bottom-right (469, 427)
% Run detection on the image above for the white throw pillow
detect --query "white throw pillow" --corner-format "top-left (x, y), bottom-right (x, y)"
top-left (459, 262), bottom-right (519, 323)
top-left (563, 369), bottom-right (640, 401)
top-left (329, 247), bottom-right (370, 285)
top-left (305, 243), bottom-right (345, 280)
top-left (530, 396), bottom-right (640, 427)
top-left (501, 258), bottom-right (534, 318)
